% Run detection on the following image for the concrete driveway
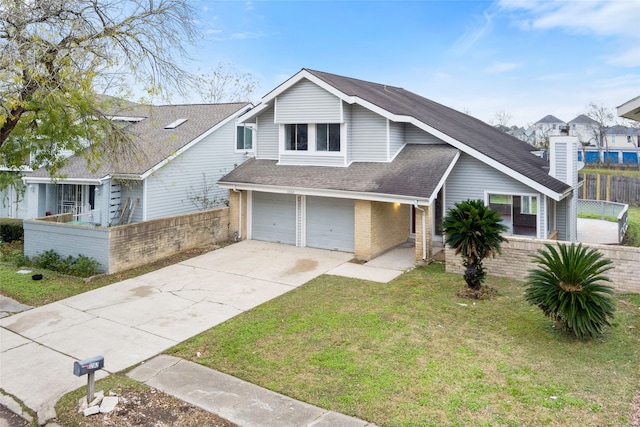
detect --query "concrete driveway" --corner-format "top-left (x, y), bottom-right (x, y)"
top-left (0, 240), bottom-right (359, 424)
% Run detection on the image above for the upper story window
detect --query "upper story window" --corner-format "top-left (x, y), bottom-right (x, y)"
top-left (316, 124), bottom-right (340, 152)
top-left (236, 125), bottom-right (253, 150)
top-left (285, 124), bottom-right (308, 151)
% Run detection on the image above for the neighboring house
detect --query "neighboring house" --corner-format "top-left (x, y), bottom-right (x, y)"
top-left (23, 102), bottom-right (252, 226)
top-left (567, 114), bottom-right (599, 146)
top-left (530, 114), bottom-right (566, 148)
top-left (219, 69), bottom-right (578, 262)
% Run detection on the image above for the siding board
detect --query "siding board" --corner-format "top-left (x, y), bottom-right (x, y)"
top-left (275, 79), bottom-right (341, 123)
top-left (351, 105), bottom-right (387, 162)
top-left (257, 107), bottom-right (279, 160)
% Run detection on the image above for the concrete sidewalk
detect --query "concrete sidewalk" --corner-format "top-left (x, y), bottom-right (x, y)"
top-left (128, 355), bottom-right (376, 427)
top-left (1, 240), bottom-right (411, 425)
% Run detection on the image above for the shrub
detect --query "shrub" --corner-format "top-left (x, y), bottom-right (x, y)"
top-left (32, 250), bottom-right (100, 277)
top-left (442, 199), bottom-right (508, 291)
top-left (525, 242), bottom-right (615, 339)
top-left (0, 219), bottom-right (23, 243)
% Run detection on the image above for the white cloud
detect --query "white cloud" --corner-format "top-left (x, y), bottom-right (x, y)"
top-left (497, 0), bottom-right (640, 67)
top-left (450, 11), bottom-right (495, 55)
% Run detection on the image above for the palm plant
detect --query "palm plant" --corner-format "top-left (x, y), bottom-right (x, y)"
top-left (442, 199), bottom-right (508, 290)
top-left (525, 242), bottom-right (615, 339)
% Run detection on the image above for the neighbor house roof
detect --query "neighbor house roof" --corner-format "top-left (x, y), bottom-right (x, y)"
top-left (25, 102), bottom-right (250, 182)
top-left (238, 69), bottom-right (571, 199)
top-left (605, 125), bottom-right (640, 135)
top-left (568, 114), bottom-right (598, 125)
top-left (220, 144), bottom-right (460, 204)
top-left (535, 115), bottom-right (565, 124)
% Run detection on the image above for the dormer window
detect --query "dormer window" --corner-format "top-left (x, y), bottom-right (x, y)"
top-left (316, 124), bottom-right (340, 152)
top-left (285, 124), bottom-right (308, 151)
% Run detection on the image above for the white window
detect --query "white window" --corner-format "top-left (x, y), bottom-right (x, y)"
top-left (285, 124), bottom-right (308, 151)
top-left (521, 196), bottom-right (537, 215)
top-left (236, 125), bottom-right (253, 150)
top-left (316, 124), bottom-right (341, 152)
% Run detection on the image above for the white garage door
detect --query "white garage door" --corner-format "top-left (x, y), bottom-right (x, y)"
top-left (252, 192), bottom-right (296, 244)
top-left (306, 197), bottom-right (355, 252)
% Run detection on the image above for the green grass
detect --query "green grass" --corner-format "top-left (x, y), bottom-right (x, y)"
top-left (625, 205), bottom-right (640, 247)
top-left (578, 213), bottom-right (618, 222)
top-left (168, 263), bottom-right (640, 427)
top-left (582, 166), bottom-right (640, 179)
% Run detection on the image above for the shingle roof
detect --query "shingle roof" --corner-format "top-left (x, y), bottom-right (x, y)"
top-left (605, 125), bottom-right (640, 135)
top-left (568, 114), bottom-right (598, 125)
top-left (27, 103), bottom-right (250, 180)
top-left (304, 69), bottom-right (569, 195)
top-left (220, 144), bottom-right (459, 200)
top-left (535, 114), bottom-right (565, 124)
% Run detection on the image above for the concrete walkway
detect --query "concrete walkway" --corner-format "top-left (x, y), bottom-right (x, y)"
top-left (1, 240), bottom-right (409, 425)
top-left (577, 218), bottom-right (619, 245)
top-left (128, 355), bottom-right (375, 427)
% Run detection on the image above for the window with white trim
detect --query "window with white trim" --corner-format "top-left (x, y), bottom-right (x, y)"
top-left (521, 196), bottom-right (537, 215)
top-left (285, 124), bottom-right (308, 151)
top-left (236, 125), bottom-right (253, 150)
top-left (316, 123), bottom-right (340, 151)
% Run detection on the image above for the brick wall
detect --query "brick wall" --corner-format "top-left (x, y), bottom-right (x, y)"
top-left (228, 190), bottom-right (247, 240)
top-left (445, 236), bottom-right (640, 294)
top-left (109, 208), bottom-right (230, 273)
top-left (414, 205), bottom-right (432, 262)
top-left (355, 200), bottom-right (409, 260)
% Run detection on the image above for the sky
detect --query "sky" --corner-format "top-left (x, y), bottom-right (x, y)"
top-left (175, 0), bottom-right (640, 127)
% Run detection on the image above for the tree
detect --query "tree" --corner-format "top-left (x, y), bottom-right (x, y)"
top-left (442, 199), bottom-right (508, 293)
top-left (491, 110), bottom-right (512, 132)
top-left (585, 102), bottom-right (616, 165)
top-left (525, 243), bottom-right (615, 339)
top-left (0, 0), bottom-right (197, 178)
top-left (195, 62), bottom-right (259, 104)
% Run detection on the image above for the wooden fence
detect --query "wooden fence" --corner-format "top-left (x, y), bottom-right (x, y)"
top-left (580, 174), bottom-right (640, 207)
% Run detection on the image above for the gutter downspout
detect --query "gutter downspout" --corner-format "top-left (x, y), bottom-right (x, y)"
top-left (414, 202), bottom-right (427, 261)
top-left (233, 187), bottom-right (242, 240)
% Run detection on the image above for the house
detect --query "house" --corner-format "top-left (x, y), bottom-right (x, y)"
top-left (567, 114), bottom-right (599, 146)
top-left (218, 69), bottom-right (578, 262)
top-left (22, 102), bottom-right (252, 226)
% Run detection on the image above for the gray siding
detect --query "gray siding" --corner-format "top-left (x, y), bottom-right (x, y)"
top-left (257, 107), bottom-right (279, 160)
top-left (144, 119), bottom-right (246, 221)
top-left (275, 79), bottom-right (341, 123)
top-left (446, 154), bottom-right (539, 211)
top-left (350, 105), bottom-right (387, 162)
top-left (556, 197), bottom-right (569, 241)
top-left (0, 182), bottom-right (27, 219)
top-left (119, 181), bottom-right (144, 223)
top-left (389, 121), bottom-right (405, 159)
top-left (405, 123), bottom-right (444, 144)
top-left (553, 141), bottom-right (568, 182)
top-left (344, 103), bottom-right (353, 164)
top-left (23, 220), bottom-right (110, 272)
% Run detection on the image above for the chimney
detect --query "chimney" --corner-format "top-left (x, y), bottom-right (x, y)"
top-left (549, 135), bottom-right (579, 242)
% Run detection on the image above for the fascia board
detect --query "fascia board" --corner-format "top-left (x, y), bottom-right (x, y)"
top-left (236, 103), bottom-right (269, 123)
top-left (22, 176), bottom-right (107, 185)
top-left (617, 95), bottom-right (640, 121)
top-left (219, 182), bottom-right (432, 205)
top-left (139, 107), bottom-right (250, 180)
top-left (428, 150), bottom-right (460, 201)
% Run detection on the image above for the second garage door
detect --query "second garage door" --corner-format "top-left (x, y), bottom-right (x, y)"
top-left (306, 196), bottom-right (355, 252)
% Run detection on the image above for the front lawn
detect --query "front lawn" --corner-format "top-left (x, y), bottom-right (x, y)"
top-left (168, 263), bottom-right (640, 426)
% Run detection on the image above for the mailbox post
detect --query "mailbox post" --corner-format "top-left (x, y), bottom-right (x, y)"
top-left (73, 356), bottom-right (104, 403)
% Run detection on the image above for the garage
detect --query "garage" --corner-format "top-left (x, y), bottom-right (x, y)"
top-left (306, 196), bottom-right (355, 252)
top-left (251, 192), bottom-right (296, 244)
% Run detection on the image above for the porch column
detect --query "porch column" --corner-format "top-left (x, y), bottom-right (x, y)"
top-left (414, 205), bottom-right (432, 263)
top-left (228, 190), bottom-right (247, 240)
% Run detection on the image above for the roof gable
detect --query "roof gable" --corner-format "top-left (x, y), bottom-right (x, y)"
top-left (568, 114), bottom-right (598, 125)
